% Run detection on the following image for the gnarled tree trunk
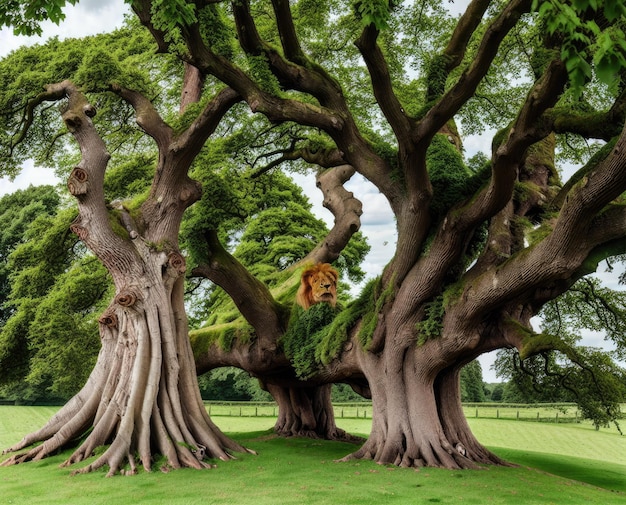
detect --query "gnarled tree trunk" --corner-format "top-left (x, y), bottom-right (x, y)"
top-left (2, 80), bottom-right (249, 475)
top-left (267, 383), bottom-right (361, 442)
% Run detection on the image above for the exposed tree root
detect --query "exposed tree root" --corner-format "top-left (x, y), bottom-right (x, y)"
top-left (268, 383), bottom-right (363, 444)
top-left (2, 292), bottom-right (252, 475)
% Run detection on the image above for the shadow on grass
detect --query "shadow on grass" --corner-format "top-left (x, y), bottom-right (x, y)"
top-left (492, 447), bottom-right (626, 493)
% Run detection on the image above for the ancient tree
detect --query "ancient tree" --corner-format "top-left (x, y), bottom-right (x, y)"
top-left (142, 0), bottom-right (626, 469)
top-left (0, 65), bottom-right (257, 473)
top-left (1, 0), bottom-right (626, 474)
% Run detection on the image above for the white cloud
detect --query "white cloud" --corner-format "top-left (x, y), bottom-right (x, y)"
top-left (0, 161), bottom-right (61, 197)
top-left (0, 0), bottom-right (129, 58)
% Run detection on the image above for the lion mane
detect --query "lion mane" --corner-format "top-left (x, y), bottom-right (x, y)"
top-left (296, 263), bottom-right (339, 310)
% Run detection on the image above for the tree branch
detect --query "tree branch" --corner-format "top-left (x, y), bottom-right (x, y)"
top-left (110, 84), bottom-right (173, 151)
top-left (8, 83), bottom-right (71, 155)
top-left (191, 230), bottom-right (287, 349)
top-left (300, 165), bottom-right (363, 266)
top-left (251, 144), bottom-right (345, 178)
top-left (425, 0), bottom-right (492, 101)
top-left (458, 57), bottom-right (569, 230)
top-left (271, 0), bottom-right (306, 63)
top-left (355, 25), bottom-right (414, 143)
top-left (50, 81), bottom-right (141, 282)
top-left (173, 87), bottom-right (241, 157)
top-left (418, 0), bottom-right (533, 140)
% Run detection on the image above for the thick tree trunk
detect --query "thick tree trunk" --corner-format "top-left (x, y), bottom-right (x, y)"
top-left (341, 341), bottom-right (503, 469)
top-left (435, 365), bottom-right (511, 466)
top-left (267, 383), bottom-right (361, 442)
top-left (1, 81), bottom-right (250, 475)
top-left (2, 255), bottom-right (250, 475)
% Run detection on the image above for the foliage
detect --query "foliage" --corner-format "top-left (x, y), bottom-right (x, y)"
top-left (533, 0), bottom-right (626, 95)
top-left (0, 206), bottom-right (110, 400)
top-left (282, 302), bottom-right (340, 378)
top-left (427, 133), bottom-right (473, 222)
top-left (460, 360), bottom-right (486, 403)
top-left (182, 127), bottom-right (370, 286)
top-left (352, 0), bottom-right (395, 30)
top-left (197, 367), bottom-right (272, 401)
top-left (494, 347), bottom-right (626, 431)
top-left (0, 0), bottom-right (78, 36)
top-left (0, 20), bottom-right (162, 178)
top-left (0, 185), bottom-right (60, 325)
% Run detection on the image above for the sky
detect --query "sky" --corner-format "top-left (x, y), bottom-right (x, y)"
top-left (0, 0), bottom-right (622, 382)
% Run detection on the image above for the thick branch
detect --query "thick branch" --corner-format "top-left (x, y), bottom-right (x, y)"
top-left (232, 0), bottom-right (343, 106)
top-left (302, 165), bottom-right (363, 265)
top-left (173, 87), bottom-right (241, 157)
top-left (459, 126), bottom-right (626, 326)
top-left (53, 81), bottom-right (141, 282)
top-left (418, 0), bottom-right (533, 139)
top-left (548, 123), bottom-right (626, 249)
top-left (180, 63), bottom-right (205, 114)
top-left (110, 84), bottom-right (173, 150)
top-left (355, 25), bottom-right (413, 142)
top-left (191, 231), bottom-right (286, 347)
top-left (458, 58), bottom-right (569, 230)
top-left (425, 0), bottom-right (492, 100)
top-left (271, 0), bottom-right (306, 63)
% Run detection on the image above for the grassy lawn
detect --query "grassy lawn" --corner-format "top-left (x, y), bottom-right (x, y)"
top-left (0, 407), bottom-right (625, 505)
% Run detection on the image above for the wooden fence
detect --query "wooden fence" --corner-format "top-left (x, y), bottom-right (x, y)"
top-left (203, 401), bottom-right (606, 424)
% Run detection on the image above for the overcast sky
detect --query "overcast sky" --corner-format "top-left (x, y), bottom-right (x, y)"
top-left (0, 0), bottom-right (621, 381)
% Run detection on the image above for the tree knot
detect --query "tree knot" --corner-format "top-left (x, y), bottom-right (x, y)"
top-left (83, 104), bottom-right (97, 118)
top-left (67, 167), bottom-right (89, 196)
top-left (98, 311), bottom-right (118, 328)
top-left (115, 288), bottom-right (142, 307)
top-left (69, 219), bottom-right (89, 241)
top-left (167, 252), bottom-right (187, 274)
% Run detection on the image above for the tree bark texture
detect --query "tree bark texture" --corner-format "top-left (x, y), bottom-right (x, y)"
top-left (267, 383), bottom-right (361, 442)
top-left (2, 82), bottom-right (248, 475)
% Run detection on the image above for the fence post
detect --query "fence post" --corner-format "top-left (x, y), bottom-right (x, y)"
top-left (475, 408), bottom-right (478, 418)
top-left (341, 408), bottom-right (344, 418)
top-left (517, 410), bottom-right (519, 420)
top-left (497, 409), bottom-right (499, 419)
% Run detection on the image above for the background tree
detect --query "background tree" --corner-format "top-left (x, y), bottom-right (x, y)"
top-left (460, 360), bottom-right (486, 403)
top-left (1, 0), bottom-right (626, 475)
top-left (0, 185), bottom-right (62, 400)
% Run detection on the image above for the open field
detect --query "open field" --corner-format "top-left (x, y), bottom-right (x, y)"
top-left (1, 406), bottom-right (625, 505)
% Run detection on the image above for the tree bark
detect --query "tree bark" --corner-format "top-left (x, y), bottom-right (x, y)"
top-left (266, 383), bottom-right (361, 442)
top-left (2, 82), bottom-right (249, 475)
top-left (340, 339), bottom-right (501, 469)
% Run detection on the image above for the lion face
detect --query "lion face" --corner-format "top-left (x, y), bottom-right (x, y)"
top-left (296, 263), bottom-right (338, 310)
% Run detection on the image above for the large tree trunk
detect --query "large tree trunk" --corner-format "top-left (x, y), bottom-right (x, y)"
top-left (339, 327), bottom-right (504, 469)
top-left (2, 81), bottom-right (249, 475)
top-left (435, 365), bottom-right (510, 466)
top-left (266, 383), bottom-right (361, 442)
top-left (3, 262), bottom-right (248, 475)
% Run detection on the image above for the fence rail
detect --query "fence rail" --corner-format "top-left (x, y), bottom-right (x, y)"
top-left (201, 401), bottom-right (608, 424)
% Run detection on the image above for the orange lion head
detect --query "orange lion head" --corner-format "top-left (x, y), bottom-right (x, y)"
top-left (296, 263), bottom-right (339, 310)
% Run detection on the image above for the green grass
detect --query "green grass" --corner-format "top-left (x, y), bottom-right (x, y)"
top-left (1, 408), bottom-right (625, 505)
